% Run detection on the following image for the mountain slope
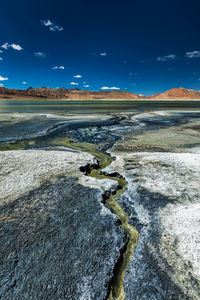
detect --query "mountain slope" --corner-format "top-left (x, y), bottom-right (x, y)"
top-left (0, 87), bottom-right (140, 100)
top-left (150, 87), bottom-right (200, 100)
top-left (1, 86), bottom-right (200, 100)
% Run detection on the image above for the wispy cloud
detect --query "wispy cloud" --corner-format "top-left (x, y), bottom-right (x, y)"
top-left (185, 51), bottom-right (200, 58)
top-left (73, 74), bottom-right (82, 78)
top-left (101, 86), bottom-right (120, 90)
top-left (42, 20), bottom-right (52, 26)
top-left (157, 54), bottom-right (176, 61)
top-left (34, 52), bottom-right (46, 58)
top-left (0, 83), bottom-right (3, 87)
top-left (1, 42), bottom-right (23, 50)
top-left (52, 66), bottom-right (65, 69)
top-left (0, 50), bottom-right (3, 53)
top-left (129, 72), bottom-right (138, 76)
top-left (0, 75), bottom-right (8, 81)
top-left (0, 57), bottom-right (3, 61)
top-left (100, 52), bottom-right (107, 56)
top-left (22, 81), bottom-right (27, 84)
top-left (1, 43), bottom-right (10, 49)
top-left (83, 85), bottom-right (90, 88)
top-left (40, 19), bottom-right (63, 32)
top-left (70, 82), bottom-right (79, 85)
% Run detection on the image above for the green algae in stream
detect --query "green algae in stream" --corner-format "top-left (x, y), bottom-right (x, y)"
top-left (50, 137), bottom-right (113, 170)
top-left (64, 141), bottom-right (139, 300)
top-left (107, 191), bottom-right (138, 300)
top-left (0, 140), bottom-right (35, 151)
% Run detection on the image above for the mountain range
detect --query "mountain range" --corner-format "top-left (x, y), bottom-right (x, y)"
top-left (0, 87), bottom-right (200, 100)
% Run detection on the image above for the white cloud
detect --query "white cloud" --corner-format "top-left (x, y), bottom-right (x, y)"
top-left (0, 83), bottom-right (3, 87)
top-left (10, 43), bottom-right (23, 50)
top-left (1, 43), bottom-right (10, 49)
top-left (0, 50), bottom-right (3, 53)
top-left (1, 42), bottom-right (23, 50)
top-left (41, 19), bottom-right (63, 32)
top-left (73, 75), bottom-right (82, 78)
top-left (0, 75), bottom-right (8, 81)
top-left (22, 81), bottom-right (27, 84)
top-left (0, 57), bottom-right (2, 61)
top-left (83, 85), bottom-right (90, 88)
top-left (43, 20), bottom-right (53, 26)
top-left (157, 54), bottom-right (176, 61)
top-left (52, 66), bottom-right (65, 69)
top-left (101, 86), bottom-right (120, 90)
top-left (34, 52), bottom-right (46, 58)
top-left (100, 52), bottom-right (107, 56)
top-left (70, 82), bottom-right (79, 85)
top-left (185, 51), bottom-right (200, 58)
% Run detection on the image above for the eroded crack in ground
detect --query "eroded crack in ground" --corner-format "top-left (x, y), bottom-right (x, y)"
top-left (79, 149), bottom-right (139, 300)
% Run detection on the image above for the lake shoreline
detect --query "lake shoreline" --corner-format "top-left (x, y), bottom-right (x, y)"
top-left (1, 98), bottom-right (200, 101)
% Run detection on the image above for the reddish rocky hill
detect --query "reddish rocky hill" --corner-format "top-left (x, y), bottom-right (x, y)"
top-left (150, 87), bottom-right (200, 100)
top-left (0, 87), bottom-right (140, 100)
top-left (1, 86), bottom-right (200, 100)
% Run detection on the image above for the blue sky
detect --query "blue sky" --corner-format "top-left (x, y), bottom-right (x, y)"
top-left (0, 0), bottom-right (200, 95)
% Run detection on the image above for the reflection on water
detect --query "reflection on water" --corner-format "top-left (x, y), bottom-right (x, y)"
top-left (1, 100), bottom-right (200, 114)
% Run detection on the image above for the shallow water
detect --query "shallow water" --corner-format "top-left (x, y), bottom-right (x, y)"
top-left (1, 99), bottom-right (200, 114)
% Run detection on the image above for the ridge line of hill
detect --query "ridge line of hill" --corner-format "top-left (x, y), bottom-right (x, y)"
top-left (1, 86), bottom-right (200, 100)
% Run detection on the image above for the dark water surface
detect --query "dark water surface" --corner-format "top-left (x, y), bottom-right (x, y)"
top-left (1, 99), bottom-right (200, 114)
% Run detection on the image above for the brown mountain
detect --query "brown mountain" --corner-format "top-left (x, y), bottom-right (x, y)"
top-left (1, 86), bottom-right (200, 100)
top-left (0, 87), bottom-right (140, 100)
top-left (150, 87), bottom-right (200, 100)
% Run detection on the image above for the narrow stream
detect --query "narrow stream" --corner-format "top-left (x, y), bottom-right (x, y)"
top-left (75, 145), bottom-right (139, 300)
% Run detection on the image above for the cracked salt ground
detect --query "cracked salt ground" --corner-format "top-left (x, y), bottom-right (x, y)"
top-left (0, 144), bottom-right (139, 300)
top-left (0, 150), bottom-right (125, 300)
top-left (105, 152), bottom-right (200, 299)
top-left (1, 110), bottom-right (200, 299)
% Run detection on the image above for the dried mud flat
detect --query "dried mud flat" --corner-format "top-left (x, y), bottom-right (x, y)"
top-left (0, 111), bottom-right (200, 299)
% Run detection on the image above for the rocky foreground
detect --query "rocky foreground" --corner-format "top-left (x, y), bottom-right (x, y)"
top-left (0, 111), bottom-right (200, 299)
top-left (104, 111), bottom-right (200, 299)
top-left (0, 150), bottom-right (124, 299)
top-left (104, 152), bottom-right (200, 299)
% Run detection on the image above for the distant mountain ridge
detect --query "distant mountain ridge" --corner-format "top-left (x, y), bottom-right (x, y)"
top-left (149, 87), bottom-right (200, 100)
top-left (0, 86), bottom-right (200, 100)
top-left (0, 87), bottom-right (140, 100)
